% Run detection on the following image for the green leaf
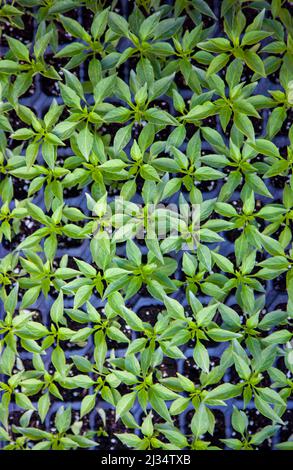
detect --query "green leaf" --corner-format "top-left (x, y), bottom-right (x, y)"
top-left (233, 352), bottom-right (251, 380)
top-left (116, 392), bottom-right (136, 420)
top-left (256, 387), bottom-right (286, 407)
top-left (38, 393), bottom-right (51, 422)
top-left (208, 328), bottom-right (242, 342)
top-left (109, 12), bottom-right (129, 36)
top-left (91, 9), bottom-right (109, 39)
top-left (144, 108), bottom-right (178, 126)
top-left (191, 404), bottom-right (210, 437)
top-left (94, 330), bottom-right (107, 372)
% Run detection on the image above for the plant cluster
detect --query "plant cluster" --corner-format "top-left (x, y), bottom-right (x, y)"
top-left (0, 0), bottom-right (292, 451)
